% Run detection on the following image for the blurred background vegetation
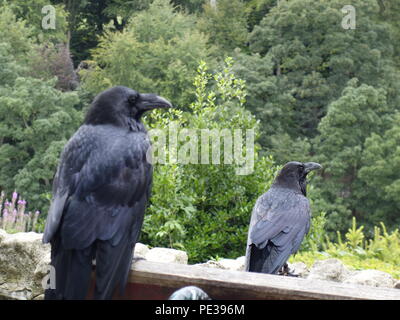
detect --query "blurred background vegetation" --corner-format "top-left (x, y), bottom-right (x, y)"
top-left (0, 0), bottom-right (399, 272)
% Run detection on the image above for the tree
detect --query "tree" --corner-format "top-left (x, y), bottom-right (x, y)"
top-left (358, 113), bottom-right (400, 228)
top-left (375, 0), bottom-right (400, 66)
top-left (0, 54), bottom-right (82, 212)
top-left (171, 0), bottom-right (205, 13)
top-left (80, 0), bottom-right (213, 108)
top-left (237, 0), bottom-right (399, 152)
top-left (0, 6), bottom-right (82, 213)
top-left (2, 0), bottom-right (68, 43)
top-left (313, 81), bottom-right (392, 234)
top-left (244, 0), bottom-right (277, 32)
top-left (197, 0), bottom-right (249, 52)
top-left (0, 4), bottom-right (35, 62)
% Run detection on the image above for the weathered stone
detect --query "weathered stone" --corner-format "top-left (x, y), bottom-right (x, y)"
top-left (0, 229), bottom-right (7, 241)
top-left (145, 247), bottom-right (188, 264)
top-left (0, 229), bottom-right (50, 300)
top-left (235, 256), bottom-right (246, 271)
top-left (134, 242), bottom-right (150, 259)
top-left (194, 256), bottom-right (246, 271)
top-left (194, 260), bottom-right (223, 269)
top-left (307, 258), bottom-right (351, 282)
top-left (216, 258), bottom-right (244, 271)
top-left (287, 262), bottom-right (309, 278)
top-left (343, 269), bottom-right (396, 288)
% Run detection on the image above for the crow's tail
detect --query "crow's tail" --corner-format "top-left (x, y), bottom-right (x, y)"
top-left (44, 236), bottom-right (95, 300)
top-left (93, 236), bottom-right (134, 300)
top-left (248, 242), bottom-right (289, 274)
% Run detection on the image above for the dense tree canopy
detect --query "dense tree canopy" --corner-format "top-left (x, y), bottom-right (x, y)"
top-left (0, 6), bottom-right (82, 213)
top-left (237, 0), bottom-right (399, 144)
top-left (1, 0), bottom-right (399, 260)
top-left (81, 0), bottom-right (212, 108)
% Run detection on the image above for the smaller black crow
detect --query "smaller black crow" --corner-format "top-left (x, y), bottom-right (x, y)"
top-left (245, 161), bottom-right (322, 274)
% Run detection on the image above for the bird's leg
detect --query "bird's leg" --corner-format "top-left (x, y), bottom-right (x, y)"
top-left (277, 263), bottom-right (289, 275)
top-left (278, 263), bottom-right (299, 277)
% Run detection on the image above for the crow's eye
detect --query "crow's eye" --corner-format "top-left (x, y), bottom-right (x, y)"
top-left (128, 94), bottom-right (138, 105)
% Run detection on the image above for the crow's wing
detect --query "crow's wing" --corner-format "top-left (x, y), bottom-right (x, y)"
top-left (246, 188), bottom-right (311, 272)
top-left (43, 124), bottom-right (152, 249)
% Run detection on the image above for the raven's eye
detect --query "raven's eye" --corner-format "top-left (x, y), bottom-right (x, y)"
top-left (128, 94), bottom-right (138, 105)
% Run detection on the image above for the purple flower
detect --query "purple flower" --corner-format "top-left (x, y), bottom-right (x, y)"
top-left (12, 191), bottom-right (18, 200)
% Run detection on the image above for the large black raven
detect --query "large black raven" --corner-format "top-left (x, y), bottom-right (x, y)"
top-left (245, 161), bottom-right (322, 274)
top-left (42, 86), bottom-right (171, 299)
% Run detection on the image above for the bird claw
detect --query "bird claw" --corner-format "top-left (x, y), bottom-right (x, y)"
top-left (278, 263), bottom-right (300, 277)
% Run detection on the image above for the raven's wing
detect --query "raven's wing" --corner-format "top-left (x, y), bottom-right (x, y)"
top-left (245, 188), bottom-right (311, 273)
top-left (43, 125), bottom-right (152, 248)
top-left (43, 125), bottom-right (152, 299)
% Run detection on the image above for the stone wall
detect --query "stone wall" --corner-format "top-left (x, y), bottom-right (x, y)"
top-left (0, 229), bottom-right (398, 299)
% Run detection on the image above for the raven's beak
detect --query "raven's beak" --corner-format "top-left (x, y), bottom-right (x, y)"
top-left (303, 162), bottom-right (322, 173)
top-left (137, 93), bottom-right (172, 111)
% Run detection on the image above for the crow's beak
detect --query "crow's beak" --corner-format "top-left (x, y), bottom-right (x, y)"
top-left (303, 162), bottom-right (322, 173)
top-left (137, 93), bottom-right (172, 111)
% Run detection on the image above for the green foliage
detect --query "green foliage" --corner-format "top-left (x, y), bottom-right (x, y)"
top-left (237, 0), bottom-right (399, 146)
top-left (0, 3), bottom-right (76, 89)
top-left (2, 0), bottom-right (400, 276)
top-left (141, 59), bottom-right (277, 262)
top-left (244, 0), bottom-right (276, 32)
top-left (313, 82), bottom-right (392, 234)
top-left (102, 0), bottom-right (153, 20)
top-left (0, 75), bottom-right (81, 212)
top-left (233, 0), bottom-right (400, 236)
top-left (292, 217), bottom-right (400, 278)
top-left (170, 0), bottom-right (206, 13)
top-left (81, 0), bottom-right (213, 108)
top-left (0, 14), bottom-right (82, 213)
top-left (358, 112), bottom-right (400, 228)
top-left (300, 210), bottom-right (327, 253)
top-left (198, 0), bottom-right (248, 52)
top-left (0, 5), bottom-right (35, 62)
top-left (1, 0), bottom-right (68, 43)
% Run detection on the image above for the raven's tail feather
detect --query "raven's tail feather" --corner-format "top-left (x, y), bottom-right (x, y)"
top-left (94, 235), bottom-right (134, 300)
top-left (45, 238), bottom-right (95, 300)
top-left (248, 242), bottom-right (290, 274)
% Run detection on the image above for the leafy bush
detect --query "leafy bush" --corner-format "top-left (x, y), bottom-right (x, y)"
top-left (293, 217), bottom-right (400, 278)
top-left (141, 58), bottom-right (278, 263)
